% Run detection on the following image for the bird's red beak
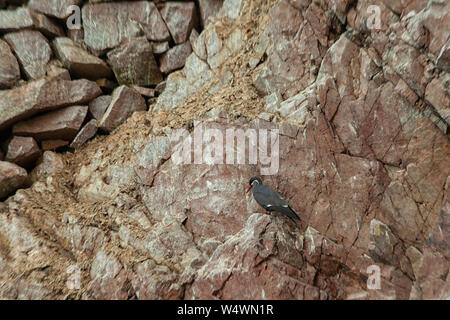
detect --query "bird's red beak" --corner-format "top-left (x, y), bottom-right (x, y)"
top-left (246, 185), bottom-right (253, 194)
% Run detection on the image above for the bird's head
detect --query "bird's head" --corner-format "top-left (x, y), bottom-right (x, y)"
top-left (246, 177), bottom-right (262, 193)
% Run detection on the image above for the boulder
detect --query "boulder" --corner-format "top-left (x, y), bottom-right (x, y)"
top-left (70, 119), bottom-right (98, 149)
top-left (159, 41), bottom-right (193, 74)
top-left (0, 79), bottom-right (101, 131)
top-left (107, 37), bottom-right (162, 86)
top-left (12, 106), bottom-right (88, 141)
top-left (53, 37), bottom-right (112, 80)
top-left (5, 136), bottom-right (41, 168)
top-left (88, 95), bottom-right (111, 121)
top-left (4, 30), bottom-right (52, 80)
top-left (159, 1), bottom-right (199, 44)
top-left (99, 86), bottom-right (146, 132)
top-left (0, 39), bottom-right (20, 89)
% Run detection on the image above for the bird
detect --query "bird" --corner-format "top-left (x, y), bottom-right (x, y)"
top-left (246, 177), bottom-right (301, 220)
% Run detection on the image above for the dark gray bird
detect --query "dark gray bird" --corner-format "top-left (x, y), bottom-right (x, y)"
top-left (246, 177), bottom-right (300, 220)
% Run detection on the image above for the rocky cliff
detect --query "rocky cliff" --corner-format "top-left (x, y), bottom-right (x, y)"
top-left (0, 0), bottom-right (449, 300)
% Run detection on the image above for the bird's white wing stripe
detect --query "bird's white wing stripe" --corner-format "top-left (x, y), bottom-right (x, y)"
top-left (282, 205), bottom-right (288, 208)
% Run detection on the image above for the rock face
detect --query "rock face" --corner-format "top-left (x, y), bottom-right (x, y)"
top-left (12, 106), bottom-right (88, 142)
top-left (0, 0), bottom-right (449, 301)
top-left (4, 30), bottom-right (52, 80)
top-left (0, 161), bottom-right (27, 199)
top-left (0, 39), bottom-right (20, 89)
top-left (107, 37), bottom-right (162, 86)
top-left (53, 37), bottom-right (112, 80)
top-left (99, 86), bottom-right (147, 132)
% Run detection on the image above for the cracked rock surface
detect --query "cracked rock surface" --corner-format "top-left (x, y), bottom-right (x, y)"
top-left (0, 0), bottom-right (449, 300)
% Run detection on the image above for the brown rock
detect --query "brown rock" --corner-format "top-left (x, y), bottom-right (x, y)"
top-left (5, 136), bottom-right (41, 168)
top-left (30, 151), bottom-right (64, 182)
top-left (82, 1), bottom-right (170, 53)
top-left (0, 161), bottom-right (27, 199)
top-left (53, 37), bottom-right (112, 80)
top-left (0, 7), bottom-right (34, 32)
top-left (35, 78), bottom-right (101, 111)
top-left (107, 37), bottom-right (162, 86)
top-left (0, 39), bottom-right (20, 89)
top-left (4, 30), bottom-right (52, 80)
top-left (159, 2), bottom-right (199, 44)
top-left (28, 0), bottom-right (82, 19)
top-left (41, 140), bottom-right (69, 151)
top-left (89, 95), bottom-right (111, 121)
top-left (159, 41), bottom-right (193, 74)
top-left (198, 0), bottom-right (223, 27)
top-left (99, 86), bottom-right (146, 132)
top-left (29, 10), bottom-right (65, 37)
top-left (70, 119), bottom-right (98, 149)
top-left (13, 106), bottom-right (88, 141)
